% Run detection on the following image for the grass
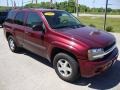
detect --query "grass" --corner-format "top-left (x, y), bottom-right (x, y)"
top-left (80, 12), bottom-right (120, 15)
top-left (78, 16), bottom-right (120, 33)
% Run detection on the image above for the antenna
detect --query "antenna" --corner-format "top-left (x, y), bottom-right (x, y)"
top-left (76, 0), bottom-right (79, 17)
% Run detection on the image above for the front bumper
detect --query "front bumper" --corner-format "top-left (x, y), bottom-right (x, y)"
top-left (79, 48), bottom-right (119, 78)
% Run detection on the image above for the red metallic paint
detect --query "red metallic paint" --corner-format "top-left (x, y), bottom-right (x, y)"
top-left (4, 9), bottom-right (118, 78)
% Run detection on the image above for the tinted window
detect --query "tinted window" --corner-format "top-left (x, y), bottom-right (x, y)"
top-left (27, 12), bottom-right (42, 27)
top-left (43, 11), bottom-right (84, 29)
top-left (0, 12), bottom-right (8, 16)
top-left (6, 11), bottom-right (16, 23)
top-left (14, 11), bottom-right (25, 25)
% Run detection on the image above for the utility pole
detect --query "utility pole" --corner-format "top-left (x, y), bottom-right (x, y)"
top-left (104, 0), bottom-right (108, 30)
top-left (22, 0), bottom-right (23, 7)
top-left (7, 0), bottom-right (9, 7)
top-left (10, 0), bottom-right (13, 8)
top-left (54, 0), bottom-right (57, 9)
top-left (76, 0), bottom-right (79, 17)
top-left (36, 0), bottom-right (37, 4)
top-left (14, 1), bottom-right (16, 8)
top-left (32, 0), bottom-right (33, 4)
top-left (50, 0), bottom-right (53, 8)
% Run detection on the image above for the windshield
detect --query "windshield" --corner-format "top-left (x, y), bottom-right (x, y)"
top-left (43, 11), bottom-right (84, 29)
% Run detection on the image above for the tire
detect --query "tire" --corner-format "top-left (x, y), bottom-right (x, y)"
top-left (8, 35), bottom-right (20, 53)
top-left (53, 53), bottom-right (80, 82)
top-left (0, 25), bottom-right (2, 28)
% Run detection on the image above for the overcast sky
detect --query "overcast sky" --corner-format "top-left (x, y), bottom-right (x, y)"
top-left (0, 0), bottom-right (120, 9)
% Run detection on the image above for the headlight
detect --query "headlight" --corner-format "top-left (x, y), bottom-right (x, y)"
top-left (88, 48), bottom-right (104, 61)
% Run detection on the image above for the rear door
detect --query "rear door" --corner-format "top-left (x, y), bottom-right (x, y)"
top-left (14, 11), bottom-right (26, 46)
top-left (4, 11), bottom-right (16, 35)
top-left (23, 11), bottom-right (46, 56)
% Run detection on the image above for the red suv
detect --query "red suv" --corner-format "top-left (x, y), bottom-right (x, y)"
top-left (3, 8), bottom-right (118, 82)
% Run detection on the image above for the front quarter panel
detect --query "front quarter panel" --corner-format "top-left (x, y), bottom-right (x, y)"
top-left (47, 32), bottom-right (89, 61)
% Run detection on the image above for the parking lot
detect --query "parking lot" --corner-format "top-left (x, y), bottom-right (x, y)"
top-left (0, 28), bottom-right (120, 90)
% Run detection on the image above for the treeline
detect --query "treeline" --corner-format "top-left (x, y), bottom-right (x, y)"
top-left (0, 6), bottom-right (9, 11)
top-left (0, 0), bottom-right (120, 14)
top-left (25, 0), bottom-right (120, 14)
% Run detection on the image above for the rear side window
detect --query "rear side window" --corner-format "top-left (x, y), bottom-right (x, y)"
top-left (0, 12), bottom-right (8, 16)
top-left (6, 11), bottom-right (16, 23)
top-left (26, 12), bottom-right (42, 27)
top-left (14, 11), bottom-right (25, 25)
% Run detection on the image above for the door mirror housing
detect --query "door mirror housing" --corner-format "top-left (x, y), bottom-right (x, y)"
top-left (32, 22), bottom-right (45, 32)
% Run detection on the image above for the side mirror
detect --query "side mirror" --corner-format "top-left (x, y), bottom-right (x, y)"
top-left (32, 22), bottom-right (44, 32)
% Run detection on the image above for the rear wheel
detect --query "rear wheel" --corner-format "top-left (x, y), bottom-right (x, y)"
top-left (53, 53), bottom-right (80, 82)
top-left (8, 36), bottom-right (20, 53)
top-left (0, 24), bottom-right (3, 28)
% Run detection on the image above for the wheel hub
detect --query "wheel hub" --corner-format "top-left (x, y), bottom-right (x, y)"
top-left (57, 59), bottom-right (72, 77)
top-left (9, 39), bottom-right (15, 50)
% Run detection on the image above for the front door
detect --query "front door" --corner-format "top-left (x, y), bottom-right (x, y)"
top-left (24, 12), bottom-right (46, 57)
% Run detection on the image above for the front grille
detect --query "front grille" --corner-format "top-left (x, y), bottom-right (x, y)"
top-left (94, 41), bottom-right (116, 62)
top-left (104, 41), bottom-right (116, 51)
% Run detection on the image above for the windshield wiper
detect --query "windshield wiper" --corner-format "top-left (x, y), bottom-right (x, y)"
top-left (54, 26), bottom-right (71, 29)
top-left (70, 24), bottom-right (85, 28)
top-left (54, 24), bottom-right (85, 29)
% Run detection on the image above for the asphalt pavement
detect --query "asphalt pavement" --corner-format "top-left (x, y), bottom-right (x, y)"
top-left (0, 28), bottom-right (120, 90)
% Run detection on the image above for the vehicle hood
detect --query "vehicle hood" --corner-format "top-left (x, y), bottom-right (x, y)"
top-left (57, 26), bottom-right (115, 48)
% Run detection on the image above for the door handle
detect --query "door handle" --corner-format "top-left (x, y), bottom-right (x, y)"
top-left (25, 31), bottom-right (29, 34)
top-left (25, 31), bottom-right (31, 36)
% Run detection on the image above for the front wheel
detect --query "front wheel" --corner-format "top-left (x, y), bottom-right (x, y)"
top-left (53, 53), bottom-right (80, 82)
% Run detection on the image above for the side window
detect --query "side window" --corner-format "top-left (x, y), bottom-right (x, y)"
top-left (6, 11), bottom-right (16, 23)
top-left (59, 13), bottom-right (74, 23)
top-left (14, 11), bottom-right (25, 25)
top-left (26, 12), bottom-right (42, 27)
top-left (0, 12), bottom-right (8, 16)
top-left (60, 13), bottom-right (69, 22)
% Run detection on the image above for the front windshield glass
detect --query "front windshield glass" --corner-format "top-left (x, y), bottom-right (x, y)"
top-left (43, 11), bottom-right (84, 29)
